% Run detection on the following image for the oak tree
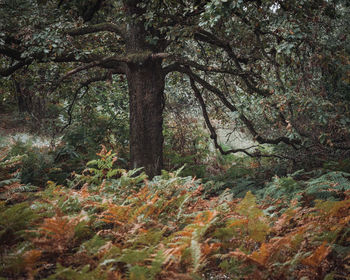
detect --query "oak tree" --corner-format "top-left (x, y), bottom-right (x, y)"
top-left (1, 0), bottom-right (349, 176)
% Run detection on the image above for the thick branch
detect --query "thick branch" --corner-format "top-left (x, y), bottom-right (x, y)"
top-left (1, 48), bottom-right (166, 78)
top-left (58, 55), bottom-right (127, 81)
top-left (50, 56), bottom-right (127, 93)
top-left (0, 46), bottom-right (23, 60)
top-left (164, 57), bottom-right (249, 77)
top-left (67, 22), bottom-right (125, 38)
top-left (190, 78), bottom-right (289, 160)
top-left (0, 51), bottom-right (122, 77)
top-left (0, 59), bottom-right (32, 77)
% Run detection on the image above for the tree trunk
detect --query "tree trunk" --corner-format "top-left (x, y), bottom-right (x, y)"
top-left (126, 60), bottom-right (164, 178)
top-left (124, 0), bottom-right (165, 178)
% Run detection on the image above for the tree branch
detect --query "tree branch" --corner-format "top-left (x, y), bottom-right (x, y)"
top-left (190, 77), bottom-right (255, 157)
top-left (60, 70), bottom-right (118, 132)
top-left (0, 46), bottom-right (23, 60)
top-left (190, 78), bottom-right (290, 160)
top-left (59, 55), bottom-right (127, 81)
top-left (194, 29), bottom-right (271, 97)
top-left (0, 59), bottom-right (32, 77)
top-left (50, 55), bottom-right (127, 93)
top-left (164, 56), bottom-right (250, 77)
top-left (67, 22), bottom-right (125, 38)
top-left (172, 64), bottom-right (301, 147)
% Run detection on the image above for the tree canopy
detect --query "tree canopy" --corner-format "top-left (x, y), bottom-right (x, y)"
top-left (1, 0), bottom-right (349, 176)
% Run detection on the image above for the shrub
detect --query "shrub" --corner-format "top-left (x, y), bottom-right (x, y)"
top-left (8, 140), bottom-right (54, 187)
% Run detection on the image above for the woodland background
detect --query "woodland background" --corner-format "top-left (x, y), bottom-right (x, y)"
top-left (0, 0), bottom-right (350, 279)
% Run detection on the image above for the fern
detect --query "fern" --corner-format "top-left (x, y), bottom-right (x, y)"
top-left (46, 264), bottom-right (107, 280)
top-left (149, 250), bottom-right (165, 279)
top-left (259, 176), bottom-right (301, 201)
top-left (0, 202), bottom-right (37, 245)
top-left (33, 216), bottom-right (80, 253)
top-left (190, 237), bottom-right (202, 273)
top-left (118, 247), bottom-right (153, 265)
top-left (0, 178), bottom-right (20, 188)
top-left (1, 146), bottom-right (350, 279)
top-left (57, 196), bottom-right (82, 214)
top-left (304, 171), bottom-right (350, 200)
top-left (128, 265), bottom-right (150, 280)
top-left (79, 235), bottom-right (107, 255)
top-left (0, 155), bottom-right (24, 170)
top-left (9, 183), bottom-right (38, 193)
top-left (0, 242), bottom-right (33, 278)
top-left (235, 191), bottom-right (270, 242)
top-left (127, 229), bottom-right (164, 247)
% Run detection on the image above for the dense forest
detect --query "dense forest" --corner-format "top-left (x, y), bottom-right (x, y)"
top-left (0, 0), bottom-right (350, 279)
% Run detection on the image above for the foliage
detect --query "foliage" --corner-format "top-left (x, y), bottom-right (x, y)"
top-left (1, 0), bottom-right (349, 176)
top-left (1, 147), bottom-right (349, 279)
top-left (259, 170), bottom-right (350, 204)
top-left (6, 140), bottom-right (55, 187)
top-left (1, 1), bottom-right (350, 278)
top-left (57, 78), bottom-right (130, 162)
top-left (163, 114), bottom-right (210, 178)
top-left (0, 146), bottom-right (39, 204)
top-left (0, 202), bottom-right (37, 246)
top-left (203, 154), bottom-right (273, 198)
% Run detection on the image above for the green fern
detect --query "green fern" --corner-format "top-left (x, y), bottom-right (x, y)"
top-left (304, 171), bottom-right (350, 200)
top-left (0, 178), bottom-right (20, 188)
top-left (149, 250), bottom-right (165, 279)
top-left (46, 264), bottom-right (107, 280)
top-left (234, 191), bottom-right (270, 242)
top-left (57, 196), bottom-right (82, 214)
top-left (79, 235), bottom-right (107, 255)
top-left (118, 247), bottom-right (153, 265)
top-left (8, 183), bottom-right (38, 194)
top-left (0, 242), bottom-right (32, 278)
top-left (0, 202), bottom-right (37, 245)
top-left (128, 265), bottom-right (149, 280)
top-left (259, 176), bottom-right (301, 201)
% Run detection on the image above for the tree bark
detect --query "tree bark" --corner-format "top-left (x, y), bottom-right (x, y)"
top-left (126, 60), bottom-right (164, 178)
top-left (124, 0), bottom-right (165, 178)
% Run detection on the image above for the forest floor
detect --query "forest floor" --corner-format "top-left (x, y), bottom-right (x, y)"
top-left (1, 112), bottom-right (350, 279)
top-left (1, 147), bottom-right (349, 279)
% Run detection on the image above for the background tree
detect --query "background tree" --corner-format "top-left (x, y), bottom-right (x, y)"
top-left (1, 0), bottom-right (349, 177)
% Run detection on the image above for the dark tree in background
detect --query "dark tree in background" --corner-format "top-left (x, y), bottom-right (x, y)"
top-left (1, 0), bottom-right (349, 177)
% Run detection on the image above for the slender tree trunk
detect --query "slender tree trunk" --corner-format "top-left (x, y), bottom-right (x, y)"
top-left (124, 0), bottom-right (165, 178)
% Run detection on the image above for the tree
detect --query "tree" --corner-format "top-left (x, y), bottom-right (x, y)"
top-left (1, 0), bottom-right (349, 177)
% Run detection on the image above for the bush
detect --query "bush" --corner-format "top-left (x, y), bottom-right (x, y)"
top-left (8, 140), bottom-right (54, 187)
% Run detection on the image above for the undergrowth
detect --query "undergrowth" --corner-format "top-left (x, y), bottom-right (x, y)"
top-left (0, 146), bottom-right (349, 279)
